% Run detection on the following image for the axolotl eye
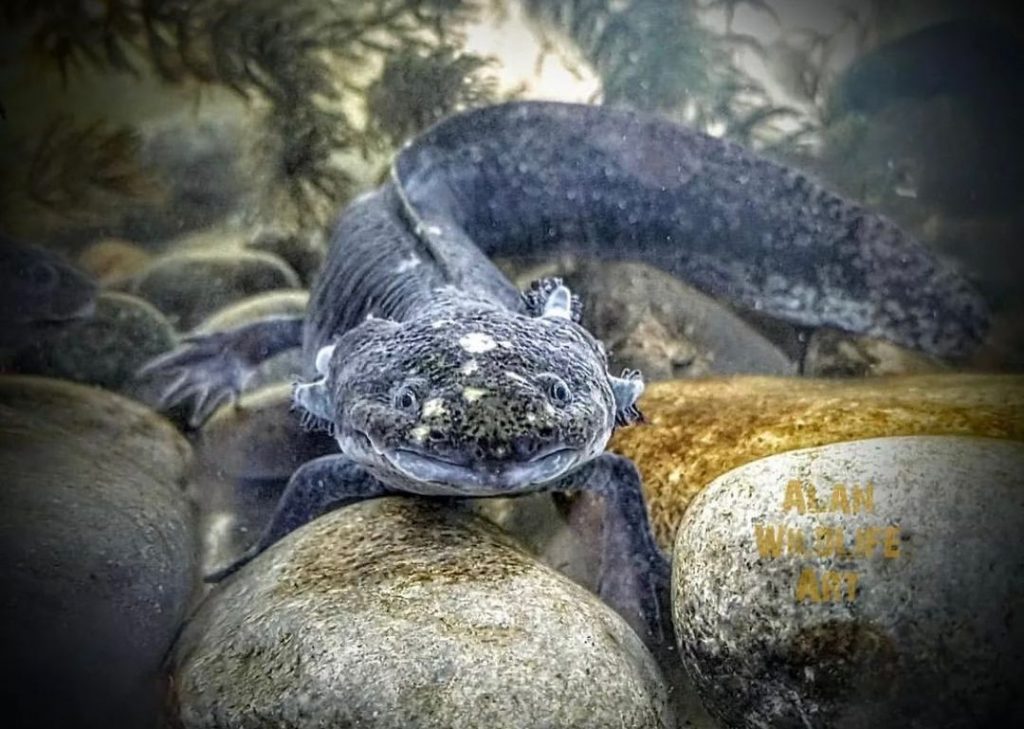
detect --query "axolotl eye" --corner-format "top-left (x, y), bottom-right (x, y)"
top-left (391, 381), bottom-right (424, 415)
top-left (538, 374), bottom-right (573, 407)
top-left (27, 262), bottom-right (58, 290)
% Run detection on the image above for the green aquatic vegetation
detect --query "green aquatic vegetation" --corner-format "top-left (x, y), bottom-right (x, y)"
top-left (519, 0), bottom-right (794, 145)
top-left (366, 46), bottom-right (500, 146)
top-left (521, 0), bottom-right (717, 112)
top-left (3, 0), bottom-right (493, 229)
top-left (24, 116), bottom-right (159, 209)
top-left (0, 115), bottom-right (163, 231)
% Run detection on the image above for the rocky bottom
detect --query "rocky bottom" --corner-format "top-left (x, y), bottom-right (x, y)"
top-left (3, 244), bottom-right (1023, 729)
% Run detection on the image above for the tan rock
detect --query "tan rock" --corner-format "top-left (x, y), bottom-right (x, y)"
top-left (173, 498), bottom-right (671, 729)
top-left (672, 436), bottom-right (1024, 728)
top-left (132, 249), bottom-right (301, 331)
top-left (77, 238), bottom-right (153, 286)
top-left (193, 289), bottom-right (309, 334)
top-left (608, 374), bottom-right (1024, 548)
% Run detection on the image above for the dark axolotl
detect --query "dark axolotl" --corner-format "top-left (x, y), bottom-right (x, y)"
top-left (0, 237), bottom-right (98, 357)
top-left (139, 101), bottom-right (988, 642)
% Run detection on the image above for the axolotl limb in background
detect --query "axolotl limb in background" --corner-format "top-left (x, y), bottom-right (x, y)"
top-left (139, 101), bottom-right (990, 643)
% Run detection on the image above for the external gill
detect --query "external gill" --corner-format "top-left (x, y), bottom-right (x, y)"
top-left (613, 369), bottom-right (645, 427)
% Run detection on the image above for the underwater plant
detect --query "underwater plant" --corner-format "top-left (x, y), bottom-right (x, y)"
top-left (366, 45), bottom-right (500, 146)
top-left (0, 115), bottom-right (165, 242)
top-left (521, 0), bottom-right (716, 112)
top-left (1, 0), bottom-right (496, 232)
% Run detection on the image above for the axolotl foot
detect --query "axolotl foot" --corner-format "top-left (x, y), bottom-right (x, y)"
top-left (136, 316), bottom-right (304, 428)
top-left (553, 452), bottom-right (672, 648)
top-left (205, 455), bottom-right (394, 581)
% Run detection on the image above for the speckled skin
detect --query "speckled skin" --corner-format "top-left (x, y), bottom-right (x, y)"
top-left (317, 296), bottom-right (617, 495)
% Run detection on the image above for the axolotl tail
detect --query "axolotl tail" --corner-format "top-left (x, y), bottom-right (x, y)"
top-left (394, 101), bottom-right (989, 360)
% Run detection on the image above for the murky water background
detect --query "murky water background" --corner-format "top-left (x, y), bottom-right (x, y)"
top-left (1, 2), bottom-right (1022, 728)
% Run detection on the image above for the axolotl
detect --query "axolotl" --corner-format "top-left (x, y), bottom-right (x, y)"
top-left (0, 237), bottom-right (98, 357)
top-left (140, 101), bottom-right (989, 642)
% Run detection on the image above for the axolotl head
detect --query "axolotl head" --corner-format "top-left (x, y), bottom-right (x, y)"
top-left (294, 285), bottom-right (643, 495)
top-left (0, 238), bottom-right (98, 326)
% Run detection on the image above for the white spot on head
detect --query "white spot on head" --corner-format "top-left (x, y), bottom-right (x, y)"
top-left (525, 413), bottom-right (537, 423)
top-left (422, 398), bottom-right (447, 419)
top-left (409, 425), bottom-right (430, 443)
top-left (462, 387), bottom-right (488, 402)
top-left (504, 371), bottom-right (529, 385)
top-left (460, 359), bottom-right (479, 376)
top-left (431, 319), bottom-right (455, 329)
top-left (459, 332), bottom-right (497, 353)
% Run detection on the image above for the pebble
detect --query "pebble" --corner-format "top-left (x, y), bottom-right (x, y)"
top-left (131, 249), bottom-right (301, 330)
top-left (0, 376), bottom-right (197, 728)
top-left (77, 238), bottom-right (154, 286)
top-left (192, 290), bottom-right (309, 334)
top-left (172, 498), bottom-right (671, 729)
top-left (672, 435), bottom-right (1024, 728)
top-left (9, 292), bottom-right (177, 393)
top-left (608, 374), bottom-right (1024, 549)
top-left (246, 229), bottom-right (327, 287)
top-left (193, 383), bottom-right (335, 572)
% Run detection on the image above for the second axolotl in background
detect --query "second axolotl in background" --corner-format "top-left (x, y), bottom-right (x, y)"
top-left (139, 101), bottom-right (989, 644)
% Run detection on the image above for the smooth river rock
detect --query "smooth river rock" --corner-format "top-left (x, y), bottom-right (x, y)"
top-left (246, 228), bottom-right (327, 287)
top-left (77, 238), bottom-right (154, 286)
top-left (192, 289), bottom-right (309, 333)
top-left (172, 498), bottom-right (671, 729)
top-left (672, 436), bottom-right (1024, 728)
top-left (609, 374), bottom-right (1024, 549)
top-left (10, 291), bottom-right (177, 392)
top-left (131, 249), bottom-right (301, 330)
top-left (0, 376), bottom-right (197, 729)
top-left (802, 327), bottom-right (949, 377)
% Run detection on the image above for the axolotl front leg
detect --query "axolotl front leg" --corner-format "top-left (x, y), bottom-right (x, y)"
top-left (549, 452), bottom-right (671, 646)
top-left (206, 455), bottom-right (397, 582)
top-left (137, 315), bottom-right (304, 426)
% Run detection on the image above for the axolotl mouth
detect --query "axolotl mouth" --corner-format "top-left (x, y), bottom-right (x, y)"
top-left (383, 446), bottom-right (581, 495)
top-left (332, 423), bottom-right (585, 495)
